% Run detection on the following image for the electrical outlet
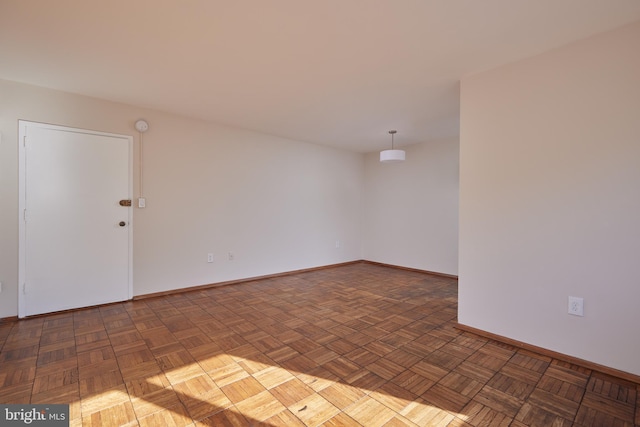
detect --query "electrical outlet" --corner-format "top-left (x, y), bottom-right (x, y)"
top-left (568, 296), bottom-right (584, 316)
top-left (335, 240), bottom-right (340, 248)
top-left (207, 253), bottom-right (213, 263)
top-left (228, 252), bottom-right (234, 261)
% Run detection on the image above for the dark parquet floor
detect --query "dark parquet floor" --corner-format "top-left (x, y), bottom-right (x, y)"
top-left (0, 263), bottom-right (638, 426)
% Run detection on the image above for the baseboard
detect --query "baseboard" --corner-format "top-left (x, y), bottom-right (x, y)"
top-left (455, 322), bottom-right (640, 385)
top-left (361, 260), bottom-right (458, 279)
top-left (135, 260), bottom-right (457, 300)
top-left (133, 260), bottom-right (362, 300)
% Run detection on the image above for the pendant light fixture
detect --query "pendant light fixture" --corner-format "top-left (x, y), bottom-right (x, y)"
top-left (380, 130), bottom-right (405, 163)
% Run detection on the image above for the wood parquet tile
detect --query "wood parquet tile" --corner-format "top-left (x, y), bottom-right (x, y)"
top-left (0, 263), bottom-right (638, 426)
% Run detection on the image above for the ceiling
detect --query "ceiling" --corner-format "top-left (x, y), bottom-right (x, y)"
top-left (2, 1), bottom-right (640, 153)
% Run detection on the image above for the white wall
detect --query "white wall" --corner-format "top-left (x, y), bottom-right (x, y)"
top-left (459, 22), bottom-right (640, 375)
top-left (363, 139), bottom-right (459, 276)
top-left (0, 79), bottom-right (363, 317)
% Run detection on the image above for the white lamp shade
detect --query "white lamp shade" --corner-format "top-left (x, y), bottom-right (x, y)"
top-left (380, 149), bottom-right (406, 162)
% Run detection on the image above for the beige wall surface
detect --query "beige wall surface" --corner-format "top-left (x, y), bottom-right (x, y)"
top-left (0, 79), bottom-right (363, 317)
top-left (362, 139), bottom-right (459, 275)
top-left (459, 22), bottom-right (640, 375)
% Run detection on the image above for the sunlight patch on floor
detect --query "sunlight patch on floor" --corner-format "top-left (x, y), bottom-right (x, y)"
top-left (158, 354), bottom-right (473, 425)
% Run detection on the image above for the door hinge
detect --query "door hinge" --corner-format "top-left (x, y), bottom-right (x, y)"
top-left (23, 135), bottom-right (27, 147)
top-left (22, 283), bottom-right (26, 294)
top-left (23, 209), bottom-right (27, 222)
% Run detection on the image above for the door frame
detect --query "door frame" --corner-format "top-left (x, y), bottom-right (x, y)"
top-left (18, 120), bottom-right (134, 318)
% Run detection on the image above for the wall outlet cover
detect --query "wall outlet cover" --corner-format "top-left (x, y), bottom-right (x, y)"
top-left (568, 296), bottom-right (584, 316)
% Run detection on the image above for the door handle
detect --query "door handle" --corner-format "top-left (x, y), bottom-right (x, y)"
top-left (119, 221), bottom-right (126, 227)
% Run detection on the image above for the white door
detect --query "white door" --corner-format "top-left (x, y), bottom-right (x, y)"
top-left (18, 121), bottom-right (133, 318)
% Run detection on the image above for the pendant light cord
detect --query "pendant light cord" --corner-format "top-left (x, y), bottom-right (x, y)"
top-left (389, 130), bottom-right (397, 150)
